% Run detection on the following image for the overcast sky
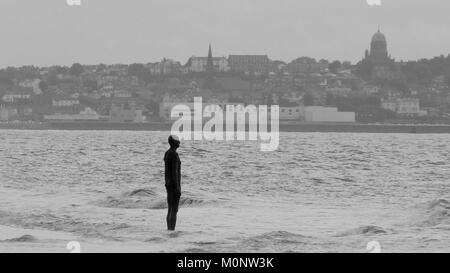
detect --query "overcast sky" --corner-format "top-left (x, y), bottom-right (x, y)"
top-left (0, 0), bottom-right (449, 67)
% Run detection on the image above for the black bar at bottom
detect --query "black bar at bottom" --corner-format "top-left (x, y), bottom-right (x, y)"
top-left (1, 253), bottom-right (446, 272)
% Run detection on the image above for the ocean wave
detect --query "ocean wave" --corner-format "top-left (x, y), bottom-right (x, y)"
top-left (93, 189), bottom-right (213, 210)
top-left (127, 189), bottom-right (158, 197)
top-left (414, 199), bottom-right (450, 227)
top-left (232, 231), bottom-right (348, 253)
top-left (239, 231), bottom-right (310, 248)
top-left (186, 231), bottom-right (314, 253)
top-left (334, 225), bottom-right (388, 237)
top-left (0, 210), bottom-right (128, 240)
top-left (1, 235), bottom-right (38, 243)
top-left (183, 247), bottom-right (211, 253)
top-left (427, 199), bottom-right (450, 210)
top-left (147, 197), bottom-right (207, 209)
top-left (108, 223), bottom-right (131, 230)
top-left (192, 148), bottom-right (211, 153)
top-left (145, 236), bottom-right (166, 243)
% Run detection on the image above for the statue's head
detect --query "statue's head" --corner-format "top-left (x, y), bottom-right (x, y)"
top-left (168, 135), bottom-right (180, 149)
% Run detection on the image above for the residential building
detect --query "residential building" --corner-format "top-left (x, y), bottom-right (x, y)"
top-left (52, 96), bottom-right (79, 107)
top-left (362, 84), bottom-right (381, 95)
top-left (381, 98), bottom-right (421, 116)
top-left (380, 99), bottom-right (397, 112)
top-left (0, 107), bottom-right (10, 121)
top-left (326, 87), bottom-right (352, 96)
top-left (159, 102), bottom-right (196, 120)
top-left (113, 90), bottom-right (132, 98)
top-left (186, 44), bottom-right (229, 73)
top-left (287, 57), bottom-right (328, 74)
top-left (44, 108), bottom-right (106, 122)
top-left (280, 106), bottom-right (302, 120)
top-left (187, 56), bottom-right (229, 73)
top-left (301, 106), bottom-right (356, 123)
top-left (109, 101), bottom-right (144, 123)
top-left (2, 93), bottom-right (32, 103)
top-left (0, 106), bottom-right (33, 121)
top-left (228, 55), bottom-right (270, 75)
top-left (148, 59), bottom-right (183, 75)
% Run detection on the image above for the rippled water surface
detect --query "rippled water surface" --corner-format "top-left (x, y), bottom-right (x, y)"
top-left (0, 130), bottom-right (449, 252)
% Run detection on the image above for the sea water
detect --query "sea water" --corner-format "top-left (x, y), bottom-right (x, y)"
top-left (0, 130), bottom-right (448, 252)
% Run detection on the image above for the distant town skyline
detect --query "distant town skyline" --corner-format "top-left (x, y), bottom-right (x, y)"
top-left (1, 0), bottom-right (450, 67)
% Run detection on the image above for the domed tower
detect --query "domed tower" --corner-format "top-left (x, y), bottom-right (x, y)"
top-left (369, 28), bottom-right (389, 64)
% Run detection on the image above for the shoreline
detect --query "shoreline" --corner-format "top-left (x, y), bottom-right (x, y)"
top-left (1, 122), bottom-right (450, 133)
top-left (0, 224), bottom-right (157, 253)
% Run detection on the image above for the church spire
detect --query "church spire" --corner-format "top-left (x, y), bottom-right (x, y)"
top-left (204, 43), bottom-right (215, 90)
top-left (206, 43), bottom-right (214, 72)
top-left (208, 43), bottom-right (212, 58)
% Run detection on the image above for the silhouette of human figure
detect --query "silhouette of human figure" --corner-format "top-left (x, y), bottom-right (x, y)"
top-left (164, 135), bottom-right (181, 231)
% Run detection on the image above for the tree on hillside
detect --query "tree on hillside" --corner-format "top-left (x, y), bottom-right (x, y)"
top-left (342, 61), bottom-right (352, 70)
top-left (411, 63), bottom-right (433, 85)
top-left (326, 93), bottom-right (336, 105)
top-left (46, 72), bottom-right (60, 86)
top-left (69, 63), bottom-right (84, 76)
top-left (303, 93), bottom-right (314, 106)
top-left (355, 59), bottom-right (373, 80)
top-left (128, 63), bottom-right (151, 83)
top-left (128, 63), bottom-right (146, 77)
top-left (329, 61), bottom-right (342, 74)
top-left (445, 70), bottom-right (450, 87)
top-left (0, 71), bottom-right (13, 85)
top-left (55, 66), bottom-right (69, 74)
top-left (83, 78), bottom-right (98, 91)
top-left (38, 80), bottom-right (49, 92)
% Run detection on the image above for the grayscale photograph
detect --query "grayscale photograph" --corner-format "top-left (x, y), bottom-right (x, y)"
top-left (0, 0), bottom-right (449, 257)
